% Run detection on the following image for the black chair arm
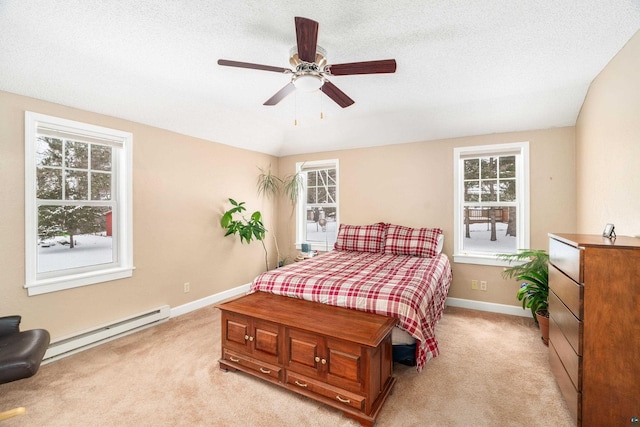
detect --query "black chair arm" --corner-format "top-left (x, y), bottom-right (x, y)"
top-left (0, 316), bottom-right (21, 338)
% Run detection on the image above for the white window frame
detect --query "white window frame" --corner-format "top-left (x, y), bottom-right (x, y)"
top-left (295, 159), bottom-right (339, 252)
top-left (24, 112), bottom-right (133, 296)
top-left (453, 142), bottom-right (529, 266)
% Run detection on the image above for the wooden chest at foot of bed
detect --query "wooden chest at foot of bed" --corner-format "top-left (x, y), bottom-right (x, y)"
top-left (217, 291), bottom-right (398, 427)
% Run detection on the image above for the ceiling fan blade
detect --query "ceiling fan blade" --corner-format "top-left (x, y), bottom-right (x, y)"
top-left (321, 80), bottom-right (354, 108)
top-left (218, 59), bottom-right (290, 74)
top-left (264, 82), bottom-right (296, 106)
top-left (327, 59), bottom-right (397, 76)
top-left (295, 17), bottom-right (318, 63)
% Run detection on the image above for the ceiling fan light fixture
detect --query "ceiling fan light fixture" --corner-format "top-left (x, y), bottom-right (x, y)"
top-left (293, 74), bottom-right (324, 92)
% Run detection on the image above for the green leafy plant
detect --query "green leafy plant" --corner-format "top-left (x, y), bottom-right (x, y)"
top-left (256, 165), bottom-right (281, 200)
top-left (497, 249), bottom-right (549, 323)
top-left (281, 171), bottom-right (303, 206)
top-left (220, 198), bottom-right (268, 271)
top-left (256, 165), bottom-right (304, 267)
top-left (257, 165), bottom-right (304, 206)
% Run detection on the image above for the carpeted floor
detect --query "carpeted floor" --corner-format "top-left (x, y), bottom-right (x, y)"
top-left (1, 305), bottom-right (574, 426)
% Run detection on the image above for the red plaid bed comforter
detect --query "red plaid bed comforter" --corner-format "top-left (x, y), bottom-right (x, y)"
top-left (249, 250), bottom-right (452, 371)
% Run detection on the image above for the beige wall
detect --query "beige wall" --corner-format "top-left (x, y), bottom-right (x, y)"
top-left (576, 30), bottom-right (640, 236)
top-left (277, 127), bottom-right (576, 307)
top-left (0, 91), bottom-right (278, 337)
top-left (1, 83), bottom-right (582, 338)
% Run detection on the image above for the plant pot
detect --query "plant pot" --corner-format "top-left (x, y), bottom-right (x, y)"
top-left (536, 309), bottom-right (549, 346)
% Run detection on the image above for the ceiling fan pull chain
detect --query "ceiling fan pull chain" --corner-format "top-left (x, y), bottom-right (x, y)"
top-left (294, 91), bottom-right (298, 126)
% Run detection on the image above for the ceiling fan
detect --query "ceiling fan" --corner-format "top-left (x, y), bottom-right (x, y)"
top-left (218, 17), bottom-right (397, 108)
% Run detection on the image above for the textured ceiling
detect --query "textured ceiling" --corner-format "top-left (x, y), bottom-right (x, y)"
top-left (1, 1), bottom-right (639, 156)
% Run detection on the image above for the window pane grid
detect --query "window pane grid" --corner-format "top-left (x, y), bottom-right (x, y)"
top-left (463, 155), bottom-right (517, 205)
top-left (36, 137), bottom-right (113, 202)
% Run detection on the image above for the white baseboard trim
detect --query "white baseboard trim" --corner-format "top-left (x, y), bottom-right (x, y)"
top-left (170, 283), bottom-right (251, 318)
top-left (446, 297), bottom-right (531, 318)
top-left (171, 289), bottom-right (531, 319)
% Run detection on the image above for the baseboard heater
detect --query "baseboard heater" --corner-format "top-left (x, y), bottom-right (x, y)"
top-left (43, 305), bottom-right (171, 362)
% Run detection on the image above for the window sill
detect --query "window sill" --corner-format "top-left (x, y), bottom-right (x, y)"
top-left (25, 266), bottom-right (134, 296)
top-left (296, 242), bottom-right (335, 252)
top-left (453, 254), bottom-right (511, 267)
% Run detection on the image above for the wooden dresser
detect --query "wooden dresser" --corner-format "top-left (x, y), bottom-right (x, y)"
top-left (217, 291), bottom-right (397, 426)
top-left (548, 233), bottom-right (640, 426)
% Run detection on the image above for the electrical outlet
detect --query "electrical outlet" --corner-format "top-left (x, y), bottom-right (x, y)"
top-left (184, 282), bottom-right (190, 293)
top-left (471, 280), bottom-right (478, 290)
top-left (480, 281), bottom-right (487, 291)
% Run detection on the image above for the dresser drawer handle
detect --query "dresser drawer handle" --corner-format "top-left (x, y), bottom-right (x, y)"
top-left (336, 395), bottom-right (350, 404)
top-left (294, 380), bottom-right (308, 388)
top-left (259, 367), bottom-right (271, 374)
top-left (229, 356), bottom-right (240, 363)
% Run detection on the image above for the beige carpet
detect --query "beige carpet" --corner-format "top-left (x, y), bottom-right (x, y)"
top-left (1, 305), bottom-right (574, 426)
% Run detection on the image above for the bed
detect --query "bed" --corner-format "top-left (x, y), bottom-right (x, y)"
top-left (249, 222), bottom-right (453, 371)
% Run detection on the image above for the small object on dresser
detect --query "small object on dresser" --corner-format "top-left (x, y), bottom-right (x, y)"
top-left (602, 223), bottom-right (616, 238)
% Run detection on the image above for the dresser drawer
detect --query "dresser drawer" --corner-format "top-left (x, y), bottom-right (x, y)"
top-left (549, 340), bottom-right (580, 425)
top-left (549, 237), bottom-right (583, 284)
top-left (549, 315), bottom-right (581, 390)
top-left (549, 291), bottom-right (582, 355)
top-left (549, 264), bottom-right (583, 320)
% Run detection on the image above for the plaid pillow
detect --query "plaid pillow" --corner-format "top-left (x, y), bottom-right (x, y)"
top-left (334, 222), bottom-right (388, 253)
top-left (383, 224), bottom-right (442, 258)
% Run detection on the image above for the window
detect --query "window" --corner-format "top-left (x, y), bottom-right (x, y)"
top-left (296, 159), bottom-right (339, 251)
top-left (453, 142), bottom-right (529, 265)
top-left (25, 112), bottom-right (133, 295)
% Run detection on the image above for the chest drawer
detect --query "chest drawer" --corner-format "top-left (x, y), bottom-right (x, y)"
top-left (287, 371), bottom-right (365, 411)
top-left (549, 238), bottom-right (582, 284)
top-left (549, 291), bottom-right (582, 355)
top-left (222, 349), bottom-right (282, 381)
top-left (549, 264), bottom-right (583, 320)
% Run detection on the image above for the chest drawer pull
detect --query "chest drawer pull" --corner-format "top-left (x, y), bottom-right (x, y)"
top-left (336, 395), bottom-right (351, 404)
top-left (294, 380), bottom-right (308, 388)
top-left (259, 367), bottom-right (271, 374)
top-left (229, 356), bottom-right (240, 363)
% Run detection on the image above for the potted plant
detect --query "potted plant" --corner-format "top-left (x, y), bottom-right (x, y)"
top-left (497, 249), bottom-right (550, 345)
top-left (220, 198), bottom-right (268, 271)
top-left (256, 165), bottom-right (304, 267)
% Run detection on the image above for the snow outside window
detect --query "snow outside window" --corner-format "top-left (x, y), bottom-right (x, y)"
top-left (453, 142), bottom-right (529, 266)
top-left (296, 160), bottom-right (339, 252)
top-left (25, 112), bottom-right (133, 295)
